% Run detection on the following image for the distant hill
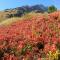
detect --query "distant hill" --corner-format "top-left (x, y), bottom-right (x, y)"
top-left (0, 5), bottom-right (48, 21)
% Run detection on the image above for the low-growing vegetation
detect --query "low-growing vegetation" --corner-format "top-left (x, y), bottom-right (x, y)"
top-left (0, 11), bottom-right (60, 60)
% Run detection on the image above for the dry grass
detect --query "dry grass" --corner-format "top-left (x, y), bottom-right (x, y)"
top-left (0, 17), bottom-right (21, 26)
top-left (0, 10), bottom-right (17, 22)
top-left (0, 12), bottom-right (48, 26)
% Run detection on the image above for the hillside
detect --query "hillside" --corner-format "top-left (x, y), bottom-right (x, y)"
top-left (0, 11), bottom-right (60, 60)
top-left (0, 5), bottom-right (47, 22)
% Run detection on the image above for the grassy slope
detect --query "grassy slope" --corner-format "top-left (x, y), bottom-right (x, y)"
top-left (0, 17), bottom-right (21, 26)
top-left (0, 12), bottom-right (48, 26)
top-left (0, 10), bottom-right (17, 22)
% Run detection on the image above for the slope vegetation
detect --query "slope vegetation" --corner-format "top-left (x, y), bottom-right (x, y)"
top-left (0, 11), bottom-right (60, 60)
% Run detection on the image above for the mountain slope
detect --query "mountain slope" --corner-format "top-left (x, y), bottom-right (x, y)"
top-left (0, 5), bottom-right (47, 22)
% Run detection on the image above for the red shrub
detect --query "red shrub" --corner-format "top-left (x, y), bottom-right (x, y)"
top-left (0, 11), bottom-right (60, 60)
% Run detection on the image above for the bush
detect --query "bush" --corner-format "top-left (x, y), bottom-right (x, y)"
top-left (48, 5), bottom-right (57, 13)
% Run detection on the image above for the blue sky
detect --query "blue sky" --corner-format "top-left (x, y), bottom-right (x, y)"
top-left (0, 0), bottom-right (60, 10)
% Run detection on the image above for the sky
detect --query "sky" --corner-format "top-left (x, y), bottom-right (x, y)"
top-left (0, 0), bottom-right (60, 11)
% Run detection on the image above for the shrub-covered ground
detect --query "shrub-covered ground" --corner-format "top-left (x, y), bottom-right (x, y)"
top-left (0, 11), bottom-right (60, 60)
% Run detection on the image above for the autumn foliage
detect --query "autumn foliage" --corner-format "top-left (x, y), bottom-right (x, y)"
top-left (0, 11), bottom-right (60, 60)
